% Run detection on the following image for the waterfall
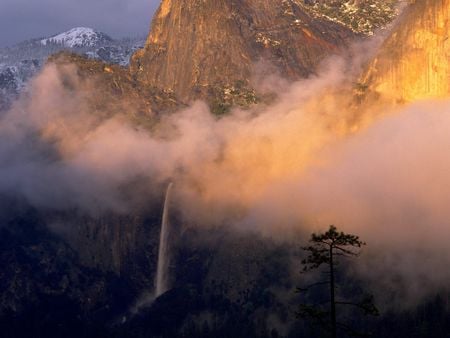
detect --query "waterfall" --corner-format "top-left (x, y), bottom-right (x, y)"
top-left (155, 182), bottom-right (173, 297)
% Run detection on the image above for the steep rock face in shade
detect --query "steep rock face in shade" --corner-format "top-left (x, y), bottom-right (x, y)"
top-left (361, 0), bottom-right (450, 103)
top-left (130, 0), bottom-right (356, 105)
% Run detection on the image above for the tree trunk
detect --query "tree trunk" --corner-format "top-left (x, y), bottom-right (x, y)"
top-left (330, 247), bottom-right (337, 338)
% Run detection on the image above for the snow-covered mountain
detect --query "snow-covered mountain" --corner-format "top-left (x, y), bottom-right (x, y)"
top-left (40, 27), bottom-right (113, 48)
top-left (0, 27), bottom-right (144, 111)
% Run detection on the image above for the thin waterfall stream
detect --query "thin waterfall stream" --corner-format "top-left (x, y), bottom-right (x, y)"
top-left (155, 182), bottom-right (173, 297)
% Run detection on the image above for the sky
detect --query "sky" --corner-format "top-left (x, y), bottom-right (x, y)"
top-left (0, 0), bottom-right (160, 47)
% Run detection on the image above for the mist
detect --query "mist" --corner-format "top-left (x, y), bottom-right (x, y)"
top-left (1, 40), bottom-right (450, 308)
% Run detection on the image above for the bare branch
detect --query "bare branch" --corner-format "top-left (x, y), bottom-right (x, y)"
top-left (296, 281), bottom-right (330, 292)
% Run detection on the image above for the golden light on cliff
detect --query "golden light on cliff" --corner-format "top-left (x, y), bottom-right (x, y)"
top-left (362, 0), bottom-right (450, 103)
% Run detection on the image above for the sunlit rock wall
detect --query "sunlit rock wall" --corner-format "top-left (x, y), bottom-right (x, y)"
top-left (131, 0), bottom-right (355, 102)
top-left (362, 0), bottom-right (450, 103)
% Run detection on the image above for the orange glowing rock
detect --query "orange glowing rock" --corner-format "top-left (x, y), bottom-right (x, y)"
top-left (362, 0), bottom-right (450, 103)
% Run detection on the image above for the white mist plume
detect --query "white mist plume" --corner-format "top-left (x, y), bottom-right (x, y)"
top-left (241, 100), bottom-right (450, 307)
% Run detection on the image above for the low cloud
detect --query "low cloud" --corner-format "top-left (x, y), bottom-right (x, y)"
top-left (1, 37), bottom-right (449, 308)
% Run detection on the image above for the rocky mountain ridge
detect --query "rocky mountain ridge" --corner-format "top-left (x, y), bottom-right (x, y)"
top-left (1, 1), bottom-right (405, 114)
top-left (0, 28), bottom-right (144, 111)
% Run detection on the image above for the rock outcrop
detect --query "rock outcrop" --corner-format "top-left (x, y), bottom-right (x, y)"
top-left (130, 0), bottom-right (356, 108)
top-left (361, 0), bottom-right (450, 103)
top-left (48, 52), bottom-right (180, 121)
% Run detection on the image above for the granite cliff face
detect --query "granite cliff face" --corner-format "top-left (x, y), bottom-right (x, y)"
top-left (130, 0), bottom-right (356, 107)
top-left (362, 0), bottom-right (450, 103)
